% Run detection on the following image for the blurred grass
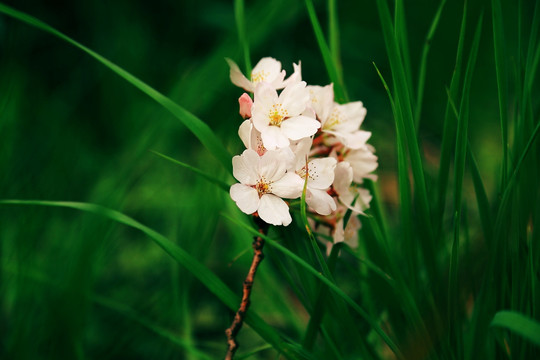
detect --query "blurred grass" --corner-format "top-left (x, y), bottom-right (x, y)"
top-left (1, 0), bottom-right (540, 359)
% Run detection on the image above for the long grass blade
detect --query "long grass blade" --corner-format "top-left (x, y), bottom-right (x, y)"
top-left (151, 150), bottom-right (230, 192)
top-left (376, 0), bottom-right (433, 244)
top-left (490, 311), bottom-right (540, 347)
top-left (0, 200), bottom-right (308, 359)
top-left (304, 0), bottom-right (348, 102)
top-left (467, 146), bottom-right (494, 242)
top-left (491, 0), bottom-right (509, 187)
top-left (436, 0), bottom-right (468, 236)
top-left (234, 0), bottom-right (251, 75)
top-left (394, 0), bottom-right (414, 109)
top-left (414, 0), bottom-right (447, 128)
top-left (448, 15), bottom-right (483, 355)
top-left (0, 3), bottom-right (233, 174)
top-left (328, 0), bottom-right (342, 83)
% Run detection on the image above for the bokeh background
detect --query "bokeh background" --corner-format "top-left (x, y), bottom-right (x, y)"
top-left (1, 0), bottom-right (536, 358)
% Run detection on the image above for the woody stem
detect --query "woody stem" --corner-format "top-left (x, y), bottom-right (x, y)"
top-left (225, 216), bottom-right (269, 360)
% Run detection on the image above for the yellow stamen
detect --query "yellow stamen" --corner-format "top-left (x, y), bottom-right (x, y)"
top-left (251, 70), bottom-right (268, 83)
top-left (255, 178), bottom-right (271, 197)
top-left (268, 103), bottom-right (289, 127)
top-left (323, 108), bottom-right (342, 129)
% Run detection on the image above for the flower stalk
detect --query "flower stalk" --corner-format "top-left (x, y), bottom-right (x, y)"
top-left (225, 215), bottom-right (269, 360)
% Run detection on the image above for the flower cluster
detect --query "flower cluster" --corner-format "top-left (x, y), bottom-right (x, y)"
top-left (228, 57), bottom-right (378, 246)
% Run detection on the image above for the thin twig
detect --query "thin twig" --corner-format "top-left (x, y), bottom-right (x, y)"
top-left (225, 215), bottom-right (269, 360)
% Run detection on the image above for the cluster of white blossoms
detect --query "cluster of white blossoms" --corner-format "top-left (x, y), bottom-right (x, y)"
top-left (227, 57), bottom-right (378, 246)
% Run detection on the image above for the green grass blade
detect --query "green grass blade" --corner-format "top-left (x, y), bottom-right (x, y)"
top-left (448, 16), bottom-right (482, 354)
top-left (93, 296), bottom-right (213, 360)
top-left (2, 262), bottom-right (213, 359)
top-left (491, 0), bottom-right (510, 187)
top-left (151, 150), bottom-right (230, 192)
top-left (304, 0), bottom-right (348, 102)
top-left (467, 146), bottom-right (494, 242)
top-left (490, 311), bottom-right (540, 347)
top-left (302, 243), bottom-right (342, 352)
top-left (234, 0), bottom-right (251, 75)
top-left (328, 0), bottom-right (342, 83)
top-left (376, 0), bottom-right (433, 243)
top-left (222, 213), bottom-right (405, 360)
top-left (0, 3), bottom-right (232, 174)
top-left (394, 0), bottom-right (414, 109)
top-left (0, 200), bottom-right (307, 359)
top-left (414, 0), bottom-right (447, 128)
top-left (495, 118), bottom-right (540, 229)
top-left (436, 0), bottom-right (468, 236)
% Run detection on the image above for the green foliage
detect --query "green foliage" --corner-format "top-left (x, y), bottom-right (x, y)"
top-left (1, 0), bottom-right (539, 359)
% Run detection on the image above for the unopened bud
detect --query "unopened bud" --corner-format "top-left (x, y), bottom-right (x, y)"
top-left (238, 93), bottom-right (253, 119)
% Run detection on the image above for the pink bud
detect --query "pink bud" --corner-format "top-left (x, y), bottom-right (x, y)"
top-left (238, 93), bottom-right (253, 119)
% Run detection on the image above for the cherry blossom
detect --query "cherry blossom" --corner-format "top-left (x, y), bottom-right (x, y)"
top-left (226, 57), bottom-right (301, 93)
top-left (333, 162), bottom-right (372, 215)
top-left (251, 81), bottom-right (320, 150)
top-left (308, 84), bottom-right (371, 150)
top-left (343, 144), bottom-right (378, 183)
top-left (292, 138), bottom-right (337, 215)
top-left (230, 149), bottom-right (304, 226)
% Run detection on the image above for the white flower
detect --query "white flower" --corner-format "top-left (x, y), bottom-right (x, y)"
top-left (333, 162), bottom-right (372, 214)
top-left (307, 84), bottom-right (371, 150)
top-left (251, 81), bottom-right (320, 150)
top-left (230, 149), bottom-right (304, 226)
top-left (344, 144), bottom-right (378, 183)
top-left (239, 119), bottom-right (266, 155)
top-left (238, 119), bottom-right (296, 168)
top-left (226, 57), bottom-right (301, 92)
top-left (333, 210), bottom-right (361, 248)
top-left (292, 138), bottom-right (337, 215)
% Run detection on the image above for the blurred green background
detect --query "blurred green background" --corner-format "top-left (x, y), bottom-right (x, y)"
top-left (1, 0), bottom-right (537, 358)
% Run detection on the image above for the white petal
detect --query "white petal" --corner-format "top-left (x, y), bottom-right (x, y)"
top-left (258, 194), bottom-right (292, 226)
top-left (336, 101), bottom-right (367, 131)
top-left (252, 83), bottom-right (279, 131)
top-left (280, 81), bottom-right (310, 116)
top-left (251, 57), bottom-right (284, 86)
top-left (333, 219), bottom-right (345, 244)
top-left (276, 146), bottom-right (296, 171)
top-left (259, 150), bottom-right (287, 182)
top-left (324, 130), bottom-right (371, 149)
top-left (232, 149), bottom-right (260, 185)
top-left (260, 126), bottom-right (290, 150)
top-left (281, 116), bottom-right (321, 140)
top-left (332, 213), bottom-right (361, 248)
top-left (291, 137), bottom-right (313, 170)
top-left (238, 119), bottom-right (253, 149)
top-left (226, 58), bottom-right (253, 92)
top-left (307, 84), bottom-right (334, 123)
top-left (281, 61), bottom-right (302, 88)
top-left (271, 173), bottom-right (304, 199)
top-left (333, 161), bottom-right (354, 195)
top-left (340, 187), bottom-right (372, 215)
top-left (346, 148), bottom-right (378, 183)
top-left (306, 157), bottom-right (337, 189)
top-left (357, 187), bottom-right (373, 211)
top-left (306, 188), bottom-right (336, 216)
top-left (230, 183), bottom-right (259, 214)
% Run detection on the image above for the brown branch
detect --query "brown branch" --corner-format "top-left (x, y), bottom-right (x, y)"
top-left (225, 215), bottom-right (269, 360)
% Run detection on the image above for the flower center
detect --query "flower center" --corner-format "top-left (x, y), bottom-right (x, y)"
top-left (268, 104), bottom-right (289, 127)
top-left (255, 178), bottom-right (271, 197)
top-left (251, 70), bottom-right (268, 84)
top-left (323, 108), bottom-right (342, 130)
top-left (296, 165), bottom-right (308, 179)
